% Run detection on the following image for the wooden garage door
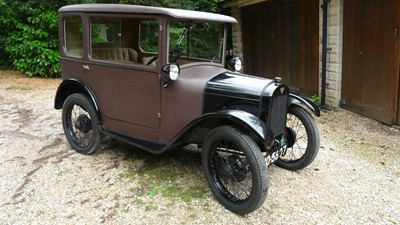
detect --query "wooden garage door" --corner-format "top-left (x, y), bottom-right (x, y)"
top-left (342, 0), bottom-right (400, 125)
top-left (241, 0), bottom-right (319, 97)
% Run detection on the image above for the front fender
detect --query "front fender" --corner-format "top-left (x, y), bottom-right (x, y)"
top-left (288, 93), bottom-right (320, 117)
top-left (171, 109), bottom-right (274, 149)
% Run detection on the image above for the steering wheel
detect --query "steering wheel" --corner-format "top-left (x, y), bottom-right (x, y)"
top-left (169, 49), bottom-right (182, 63)
top-left (146, 55), bottom-right (158, 65)
top-left (145, 49), bottom-right (182, 65)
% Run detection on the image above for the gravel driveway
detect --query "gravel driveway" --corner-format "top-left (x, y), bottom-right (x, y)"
top-left (0, 70), bottom-right (399, 224)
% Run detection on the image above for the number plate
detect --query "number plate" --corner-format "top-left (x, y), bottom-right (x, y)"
top-left (265, 147), bottom-right (286, 166)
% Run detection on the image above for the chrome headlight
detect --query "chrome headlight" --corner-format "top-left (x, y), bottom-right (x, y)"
top-left (227, 57), bottom-right (243, 72)
top-left (162, 63), bottom-right (180, 81)
top-left (169, 64), bottom-right (180, 81)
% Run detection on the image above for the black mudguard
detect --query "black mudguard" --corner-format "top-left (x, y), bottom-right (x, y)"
top-left (54, 78), bottom-right (100, 114)
top-left (288, 93), bottom-right (320, 117)
top-left (170, 109), bottom-right (275, 149)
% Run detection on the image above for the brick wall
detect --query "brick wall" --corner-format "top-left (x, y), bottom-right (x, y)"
top-left (230, 6), bottom-right (243, 60)
top-left (320, 0), bottom-right (343, 107)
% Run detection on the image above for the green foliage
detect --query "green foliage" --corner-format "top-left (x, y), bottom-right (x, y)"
top-left (311, 94), bottom-right (321, 106)
top-left (120, 154), bottom-right (208, 203)
top-left (0, 0), bottom-right (224, 77)
top-left (139, 20), bottom-right (159, 53)
top-left (0, 0), bottom-right (63, 77)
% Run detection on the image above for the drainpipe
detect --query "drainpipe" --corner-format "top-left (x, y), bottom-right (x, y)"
top-left (321, 0), bottom-right (330, 109)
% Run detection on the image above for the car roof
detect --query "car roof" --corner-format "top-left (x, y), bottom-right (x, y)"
top-left (59, 4), bottom-right (238, 24)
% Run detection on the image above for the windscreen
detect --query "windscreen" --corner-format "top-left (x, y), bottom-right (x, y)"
top-left (169, 21), bottom-right (224, 64)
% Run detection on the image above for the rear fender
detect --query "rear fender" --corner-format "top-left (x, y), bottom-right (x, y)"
top-left (288, 93), bottom-right (320, 117)
top-left (54, 78), bottom-right (100, 116)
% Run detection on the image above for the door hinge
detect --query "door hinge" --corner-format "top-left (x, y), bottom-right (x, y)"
top-left (395, 27), bottom-right (398, 38)
top-left (160, 25), bottom-right (163, 32)
top-left (158, 112), bottom-right (161, 119)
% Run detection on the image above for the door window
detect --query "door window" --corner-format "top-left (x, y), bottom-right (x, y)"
top-left (90, 17), bottom-right (159, 66)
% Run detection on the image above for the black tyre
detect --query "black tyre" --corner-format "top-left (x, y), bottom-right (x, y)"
top-left (62, 93), bottom-right (102, 155)
top-left (275, 105), bottom-right (320, 170)
top-left (202, 126), bottom-right (268, 215)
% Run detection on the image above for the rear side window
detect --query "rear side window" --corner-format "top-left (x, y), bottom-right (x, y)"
top-left (64, 16), bottom-right (83, 57)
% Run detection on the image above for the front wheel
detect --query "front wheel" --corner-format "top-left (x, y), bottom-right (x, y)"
top-left (62, 93), bottom-right (102, 155)
top-left (202, 126), bottom-right (268, 215)
top-left (275, 105), bottom-right (320, 171)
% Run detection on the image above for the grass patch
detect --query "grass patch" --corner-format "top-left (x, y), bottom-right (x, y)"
top-left (287, 176), bottom-right (296, 181)
top-left (121, 153), bottom-right (208, 203)
top-left (6, 86), bottom-right (33, 91)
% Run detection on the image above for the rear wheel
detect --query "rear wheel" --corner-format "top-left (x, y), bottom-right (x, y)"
top-left (202, 126), bottom-right (268, 215)
top-left (62, 93), bottom-right (102, 155)
top-left (275, 105), bottom-right (320, 170)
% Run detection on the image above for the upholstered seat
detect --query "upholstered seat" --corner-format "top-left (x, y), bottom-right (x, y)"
top-left (92, 47), bottom-right (138, 63)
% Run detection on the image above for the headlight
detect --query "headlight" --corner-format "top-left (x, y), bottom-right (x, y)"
top-left (227, 57), bottom-right (243, 72)
top-left (162, 63), bottom-right (180, 81)
top-left (161, 64), bottom-right (180, 87)
top-left (169, 64), bottom-right (180, 80)
top-left (234, 58), bottom-right (242, 71)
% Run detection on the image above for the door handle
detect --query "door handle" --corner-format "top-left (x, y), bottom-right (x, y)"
top-left (83, 65), bottom-right (90, 70)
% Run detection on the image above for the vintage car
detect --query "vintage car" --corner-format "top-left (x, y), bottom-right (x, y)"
top-left (55, 4), bottom-right (320, 214)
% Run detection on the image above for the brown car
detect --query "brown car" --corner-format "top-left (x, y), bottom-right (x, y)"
top-left (54, 4), bottom-right (320, 214)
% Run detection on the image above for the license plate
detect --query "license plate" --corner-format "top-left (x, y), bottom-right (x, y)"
top-left (265, 147), bottom-right (286, 166)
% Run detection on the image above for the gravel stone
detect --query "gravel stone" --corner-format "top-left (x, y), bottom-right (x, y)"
top-left (0, 70), bottom-right (399, 224)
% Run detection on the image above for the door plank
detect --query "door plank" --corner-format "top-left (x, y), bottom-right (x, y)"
top-left (342, 0), bottom-right (400, 124)
top-left (241, 0), bottom-right (319, 97)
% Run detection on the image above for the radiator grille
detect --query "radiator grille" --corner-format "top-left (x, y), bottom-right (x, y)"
top-left (268, 93), bottom-right (288, 136)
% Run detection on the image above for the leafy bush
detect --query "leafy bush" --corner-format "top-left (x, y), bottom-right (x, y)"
top-left (6, 13), bottom-right (60, 77)
top-left (0, 0), bottom-right (62, 77)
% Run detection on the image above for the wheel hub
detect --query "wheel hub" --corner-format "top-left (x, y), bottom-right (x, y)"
top-left (74, 115), bottom-right (92, 133)
top-left (285, 127), bottom-right (296, 148)
top-left (225, 155), bottom-right (247, 182)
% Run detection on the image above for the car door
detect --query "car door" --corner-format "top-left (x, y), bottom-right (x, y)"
top-left (85, 16), bottom-right (161, 136)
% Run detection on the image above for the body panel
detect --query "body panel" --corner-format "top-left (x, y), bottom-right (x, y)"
top-left (204, 72), bottom-right (274, 115)
top-left (159, 64), bottom-right (227, 143)
top-left (86, 64), bottom-right (161, 129)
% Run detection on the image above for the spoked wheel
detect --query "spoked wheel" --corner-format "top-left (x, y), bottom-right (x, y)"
top-left (62, 93), bottom-right (102, 155)
top-left (202, 126), bottom-right (268, 215)
top-left (275, 105), bottom-right (320, 171)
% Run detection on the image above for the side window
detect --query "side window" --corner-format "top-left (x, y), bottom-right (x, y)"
top-left (139, 20), bottom-right (159, 53)
top-left (91, 17), bottom-right (121, 46)
top-left (139, 20), bottom-right (159, 66)
top-left (90, 17), bottom-right (124, 62)
top-left (90, 17), bottom-right (159, 66)
top-left (64, 16), bottom-right (83, 57)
